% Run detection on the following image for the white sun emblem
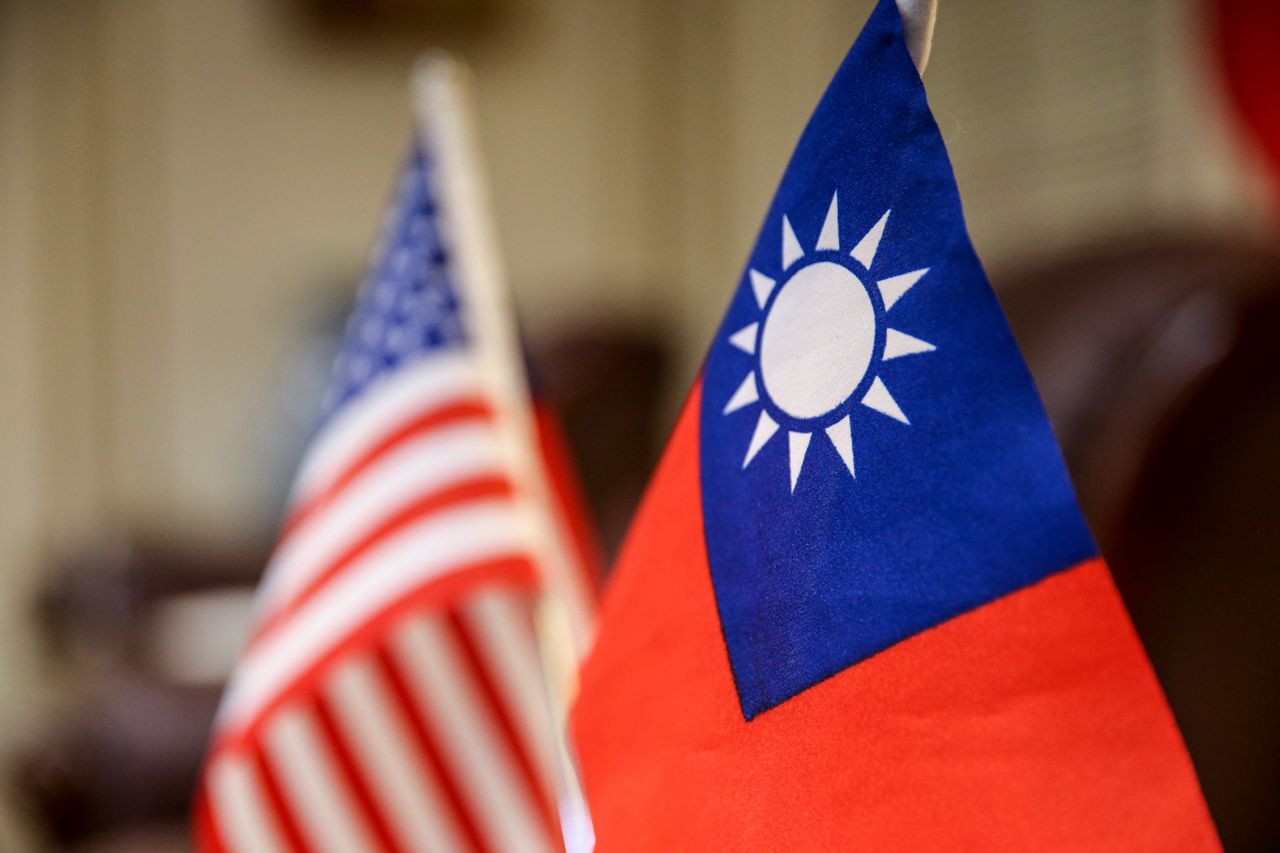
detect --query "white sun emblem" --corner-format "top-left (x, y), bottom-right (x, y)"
top-left (723, 191), bottom-right (935, 492)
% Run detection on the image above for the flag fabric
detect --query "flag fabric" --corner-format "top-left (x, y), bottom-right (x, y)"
top-left (1211, 0), bottom-right (1280, 199)
top-left (196, 58), bottom-right (595, 853)
top-left (571, 2), bottom-right (1220, 849)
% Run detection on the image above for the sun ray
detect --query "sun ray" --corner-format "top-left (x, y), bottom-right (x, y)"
top-left (729, 322), bottom-right (759, 354)
top-left (743, 410), bottom-right (780, 468)
top-left (788, 431), bottom-right (811, 492)
top-left (861, 376), bottom-right (909, 424)
top-left (851, 210), bottom-right (890, 269)
top-left (883, 328), bottom-right (936, 359)
top-left (816, 192), bottom-right (840, 251)
top-left (782, 215), bottom-right (804, 269)
top-left (876, 268), bottom-right (927, 310)
top-left (749, 270), bottom-right (776, 309)
top-left (723, 372), bottom-right (760, 414)
top-left (825, 415), bottom-right (855, 477)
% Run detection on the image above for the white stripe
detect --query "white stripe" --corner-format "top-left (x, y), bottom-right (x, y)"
top-left (327, 658), bottom-right (469, 853)
top-left (290, 353), bottom-right (480, 506)
top-left (540, 464), bottom-right (599, 658)
top-left (462, 589), bottom-right (558, 794)
top-left (393, 614), bottom-right (554, 853)
top-left (260, 420), bottom-right (505, 614)
top-left (208, 754), bottom-right (288, 853)
top-left (263, 706), bottom-right (377, 853)
top-left (218, 499), bottom-right (526, 729)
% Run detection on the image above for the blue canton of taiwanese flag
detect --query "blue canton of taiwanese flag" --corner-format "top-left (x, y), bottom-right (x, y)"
top-left (697, 1), bottom-right (1096, 720)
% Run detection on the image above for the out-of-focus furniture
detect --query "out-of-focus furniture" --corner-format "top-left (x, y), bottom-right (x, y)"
top-left (531, 324), bottom-right (671, 557)
top-left (17, 536), bottom-right (265, 850)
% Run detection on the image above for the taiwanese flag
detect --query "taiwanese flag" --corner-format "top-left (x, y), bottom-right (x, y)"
top-left (571, 2), bottom-right (1220, 848)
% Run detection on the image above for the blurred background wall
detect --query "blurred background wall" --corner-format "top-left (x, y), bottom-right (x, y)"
top-left (0, 0), bottom-right (1275, 848)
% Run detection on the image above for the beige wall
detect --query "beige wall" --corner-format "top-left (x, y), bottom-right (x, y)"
top-left (0, 0), bottom-right (1269, 844)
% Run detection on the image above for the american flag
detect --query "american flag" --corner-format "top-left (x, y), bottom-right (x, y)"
top-left (196, 61), bottom-right (595, 853)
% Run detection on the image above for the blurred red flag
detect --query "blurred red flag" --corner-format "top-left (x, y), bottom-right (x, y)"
top-left (1212, 0), bottom-right (1280, 195)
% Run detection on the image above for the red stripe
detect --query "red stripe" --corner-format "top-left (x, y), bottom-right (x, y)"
top-left (211, 558), bottom-right (537, 761)
top-left (252, 475), bottom-right (515, 646)
top-left (375, 643), bottom-right (491, 853)
top-left (192, 784), bottom-right (228, 853)
top-left (533, 404), bottom-right (603, 600)
top-left (312, 689), bottom-right (405, 853)
top-left (447, 609), bottom-right (564, 850)
top-left (281, 398), bottom-right (493, 545)
top-left (252, 741), bottom-right (308, 853)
